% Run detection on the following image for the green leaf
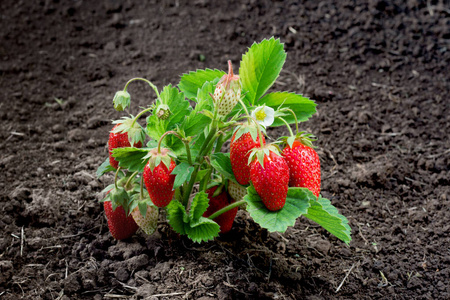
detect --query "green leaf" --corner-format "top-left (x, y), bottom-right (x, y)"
top-left (240, 38), bottom-right (286, 105)
top-left (259, 92), bottom-right (317, 126)
top-left (210, 153), bottom-right (237, 182)
top-left (303, 196), bottom-right (352, 245)
top-left (245, 185), bottom-right (311, 232)
top-left (166, 200), bottom-right (188, 235)
top-left (171, 162), bottom-right (194, 190)
top-left (189, 191), bottom-right (209, 221)
top-left (96, 157), bottom-right (115, 178)
top-left (187, 217), bottom-right (220, 243)
top-left (181, 81), bottom-right (215, 137)
top-left (146, 85), bottom-right (190, 152)
top-left (112, 147), bottom-right (150, 172)
top-left (178, 69), bottom-right (225, 100)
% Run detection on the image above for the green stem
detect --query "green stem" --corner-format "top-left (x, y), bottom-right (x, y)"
top-left (277, 117), bottom-right (294, 137)
top-left (251, 117), bottom-right (265, 148)
top-left (140, 175), bottom-right (145, 199)
top-left (157, 130), bottom-right (182, 153)
top-left (124, 77), bottom-right (160, 100)
top-left (131, 106), bottom-right (153, 128)
top-left (182, 122), bottom-right (218, 206)
top-left (114, 167), bottom-right (122, 190)
top-left (237, 97), bottom-right (251, 124)
top-left (185, 141), bottom-right (193, 165)
top-left (199, 167), bottom-right (212, 192)
top-left (125, 171), bottom-right (139, 190)
top-left (282, 108), bottom-right (299, 135)
top-left (208, 200), bottom-right (246, 220)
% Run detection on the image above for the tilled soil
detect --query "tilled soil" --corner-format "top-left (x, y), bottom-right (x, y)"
top-left (0, 0), bottom-right (449, 299)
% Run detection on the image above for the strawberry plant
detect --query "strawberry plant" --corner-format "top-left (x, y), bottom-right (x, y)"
top-left (97, 38), bottom-right (351, 244)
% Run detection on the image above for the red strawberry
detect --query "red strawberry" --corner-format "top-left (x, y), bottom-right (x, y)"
top-left (230, 129), bottom-right (265, 185)
top-left (203, 186), bottom-right (238, 234)
top-left (213, 60), bottom-right (241, 116)
top-left (282, 140), bottom-right (321, 197)
top-left (108, 124), bottom-right (142, 169)
top-left (249, 150), bottom-right (289, 211)
top-left (143, 149), bottom-right (176, 208)
top-left (103, 201), bottom-right (139, 240)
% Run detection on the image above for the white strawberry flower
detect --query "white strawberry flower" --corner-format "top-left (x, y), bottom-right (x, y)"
top-left (251, 106), bottom-right (274, 127)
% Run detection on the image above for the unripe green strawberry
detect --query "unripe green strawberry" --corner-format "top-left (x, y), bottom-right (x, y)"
top-left (108, 124), bottom-right (142, 169)
top-left (282, 140), bottom-right (321, 197)
top-left (213, 60), bottom-right (241, 116)
top-left (203, 186), bottom-right (238, 234)
top-left (249, 150), bottom-right (289, 211)
top-left (228, 180), bottom-right (247, 202)
top-left (155, 104), bottom-right (170, 120)
top-left (131, 205), bottom-right (159, 235)
top-left (230, 128), bottom-right (265, 185)
top-left (104, 200), bottom-right (139, 240)
top-left (143, 149), bottom-right (176, 208)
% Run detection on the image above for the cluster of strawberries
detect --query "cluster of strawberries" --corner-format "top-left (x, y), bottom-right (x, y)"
top-left (102, 59), bottom-right (321, 241)
top-left (105, 126), bottom-right (238, 238)
top-left (230, 127), bottom-right (321, 212)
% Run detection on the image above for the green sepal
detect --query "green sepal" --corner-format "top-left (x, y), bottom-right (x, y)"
top-left (189, 191), bottom-right (209, 222)
top-left (109, 187), bottom-right (131, 215)
top-left (96, 157), bottom-right (116, 178)
top-left (112, 116), bottom-right (146, 146)
top-left (99, 184), bottom-right (116, 202)
top-left (303, 196), bottom-right (352, 245)
top-left (113, 90), bottom-right (131, 111)
top-left (244, 185), bottom-right (312, 232)
top-left (171, 162), bottom-right (194, 190)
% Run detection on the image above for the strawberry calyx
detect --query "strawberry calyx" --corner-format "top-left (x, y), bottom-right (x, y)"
top-left (143, 147), bottom-right (176, 173)
top-left (281, 131), bottom-right (317, 149)
top-left (232, 122), bottom-right (266, 145)
top-left (112, 117), bottom-right (146, 146)
top-left (247, 144), bottom-right (281, 169)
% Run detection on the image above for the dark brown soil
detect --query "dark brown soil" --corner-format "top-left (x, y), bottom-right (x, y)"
top-left (1, 0), bottom-right (449, 299)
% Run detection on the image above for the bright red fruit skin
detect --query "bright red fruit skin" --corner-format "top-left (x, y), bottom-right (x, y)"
top-left (108, 124), bottom-right (142, 169)
top-left (103, 201), bottom-right (139, 240)
top-left (230, 131), bottom-right (265, 185)
top-left (282, 141), bottom-right (321, 198)
top-left (203, 186), bottom-right (238, 234)
top-left (250, 151), bottom-right (289, 211)
top-left (143, 159), bottom-right (176, 208)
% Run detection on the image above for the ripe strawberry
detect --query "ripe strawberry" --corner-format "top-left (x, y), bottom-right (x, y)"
top-left (230, 128), bottom-right (265, 185)
top-left (282, 140), bottom-right (321, 197)
top-left (203, 186), bottom-right (238, 234)
top-left (249, 149), bottom-right (289, 211)
top-left (103, 200), bottom-right (139, 240)
top-left (108, 123), bottom-right (142, 169)
top-left (131, 205), bottom-right (159, 235)
top-left (213, 60), bottom-right (241, 116)
top-left (143, 149), bottom-right (176, 208)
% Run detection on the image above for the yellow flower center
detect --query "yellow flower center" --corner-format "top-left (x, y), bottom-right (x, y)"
top-left (255, 108), bottom-right (266, 121)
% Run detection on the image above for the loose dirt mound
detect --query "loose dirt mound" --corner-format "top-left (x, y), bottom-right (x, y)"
top-left (0, 0), bottom-right (448, 299)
